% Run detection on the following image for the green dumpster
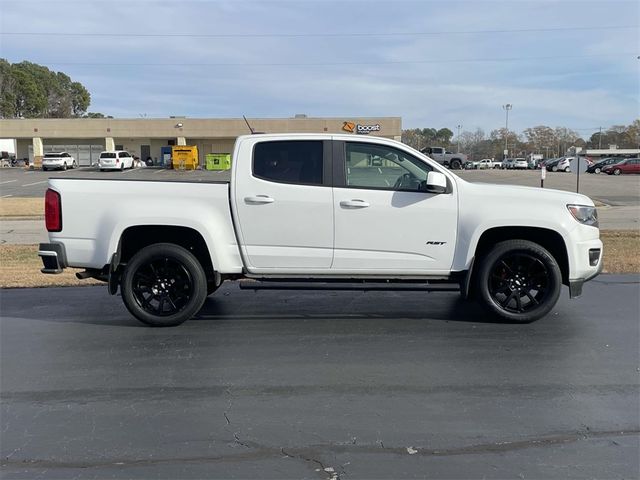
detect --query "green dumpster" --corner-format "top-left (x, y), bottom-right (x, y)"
top-left (206, 153), bottom-right (231, 171)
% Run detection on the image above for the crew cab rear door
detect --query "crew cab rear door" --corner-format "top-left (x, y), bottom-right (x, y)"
top-left (232, 137), bottom-right (334, 272)
top-left (331, 140), bottom-right (457, 274)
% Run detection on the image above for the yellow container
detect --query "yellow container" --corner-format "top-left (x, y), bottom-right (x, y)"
top-left (171, 146), bottom-right (199, 170)
top-left (206, 153), bottom-right (231, 171)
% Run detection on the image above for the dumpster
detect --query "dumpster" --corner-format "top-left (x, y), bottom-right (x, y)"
top-left (171, 146), bottom-right (199, 170)
top-left (205, 153), bottom-right (231, 171)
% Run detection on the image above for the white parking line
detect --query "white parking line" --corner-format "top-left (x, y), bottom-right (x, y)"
top-left (1, 194), bottom-right (13, 198)
top-left (21, 181), bottom-right (48, 187)
top-left (153, 169), bottom-right (166, 174)
top-left (0, 180), bottom-right (17, 184)
top-left (121, 168), bottom-right (139, 174)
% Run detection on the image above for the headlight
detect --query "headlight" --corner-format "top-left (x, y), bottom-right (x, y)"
top-left (567, 204), bottom-right (599, 227)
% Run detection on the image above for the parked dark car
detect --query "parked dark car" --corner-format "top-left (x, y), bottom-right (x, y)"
top-left (586, 157), bottom-right (625, 174)
top-left (545, 157), bottom-right (571, 172)
top-left (602, 158), bottom-right (640, 175)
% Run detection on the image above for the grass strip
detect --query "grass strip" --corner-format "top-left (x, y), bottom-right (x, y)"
top-left (1, 232), bottom-right (638, 289)
top-left (0, 198), bottom-right (44, 217)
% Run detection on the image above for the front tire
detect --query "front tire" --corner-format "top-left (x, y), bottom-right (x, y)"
top-left (121, 243), bottom-right (207, 327)
top-left (552, 166), bottom-right (558, 172)
top-left (594, 167), bottom-right (601, 174)
top-left (613, 168), bottom-right (621, 175)
top-left (476, 240), bottom-right (562, 323)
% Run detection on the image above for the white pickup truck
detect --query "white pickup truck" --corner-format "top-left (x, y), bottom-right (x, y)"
top-left (39, 134), bottom-right (602, 326)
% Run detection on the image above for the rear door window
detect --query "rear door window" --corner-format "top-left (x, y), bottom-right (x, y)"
top-left (253, 141), bottom-right (324, 185)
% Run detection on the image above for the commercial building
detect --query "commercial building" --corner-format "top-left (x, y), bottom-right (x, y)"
top-left (0, 116), bottom-right (402, 167)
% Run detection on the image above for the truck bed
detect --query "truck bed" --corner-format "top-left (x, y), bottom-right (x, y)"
top-left (47, 176), bottom-right (243, 273)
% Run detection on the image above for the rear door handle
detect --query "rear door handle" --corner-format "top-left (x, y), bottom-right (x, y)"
top-left (244, 195), bottom-right (274, 204)
top-left (340, 199), bottom-right (370, 209)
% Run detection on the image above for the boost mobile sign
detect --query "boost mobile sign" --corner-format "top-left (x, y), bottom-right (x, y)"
top-left (342, 121), bottom-right (381, 135)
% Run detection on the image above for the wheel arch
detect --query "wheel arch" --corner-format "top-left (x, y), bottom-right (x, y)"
top-left (116, 225), bottom-right (216, 288)
top-left (466, 226), bottom-right (569, 297)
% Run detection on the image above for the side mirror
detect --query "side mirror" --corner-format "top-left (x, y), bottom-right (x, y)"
top-left (425, 171), bottom-right (447, 194)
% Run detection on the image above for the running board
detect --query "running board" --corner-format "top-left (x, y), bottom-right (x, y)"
top-left (239, 281), bottom-right (461, 292)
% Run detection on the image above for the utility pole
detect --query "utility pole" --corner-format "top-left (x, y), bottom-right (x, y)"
top-left (598, 126), bottom-right (602, 149)
top-left (502, 104), bottom-right (512, 160)
top-left (457, 124), bottom-right (462, 153)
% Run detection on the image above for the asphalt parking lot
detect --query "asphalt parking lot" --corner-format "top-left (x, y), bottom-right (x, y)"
top-left (1, 278), bottom-right (639, 479)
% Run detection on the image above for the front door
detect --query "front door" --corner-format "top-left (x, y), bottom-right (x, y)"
top-left (332, 141), bottom-right (457, 274)
top-left (233, 138), bottom-right (334, 272)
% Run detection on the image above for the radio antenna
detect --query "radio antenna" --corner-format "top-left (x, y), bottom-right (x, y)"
top-left (243, 115), bottom-right (264, 134)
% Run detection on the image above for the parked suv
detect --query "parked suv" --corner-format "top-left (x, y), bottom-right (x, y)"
top-left (98, 151), bottom-right (135, 171)
top-left (42, 152), bottom-right (76, 171)
top-left (513, 158), bottom-right (528, 169)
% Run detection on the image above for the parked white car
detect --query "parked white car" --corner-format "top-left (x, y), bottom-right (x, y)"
top-left (42, 152), bottom-right (77, 171)
top-left (513, 158), bottom-right (528, 169)
top-left (546, 157), bottom-right (572, 173)
top-left (98, 151), bottom-right (135, 171)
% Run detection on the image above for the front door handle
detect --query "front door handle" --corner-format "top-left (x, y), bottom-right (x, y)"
top-left (340, 199), bottom-right (370, 209)
top-left (244, 195), bottom-right (274, 204)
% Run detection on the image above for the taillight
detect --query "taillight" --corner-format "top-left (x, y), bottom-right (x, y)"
top-left (45, 188), bottom-right (62, 232)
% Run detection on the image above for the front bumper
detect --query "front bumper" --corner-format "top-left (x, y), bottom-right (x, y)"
top-left (38, 243), bottom-right (67, 274)
top-left (568, 237), bottom-right (603, 298)
top-left (569, 260), bottom-right (603, 298)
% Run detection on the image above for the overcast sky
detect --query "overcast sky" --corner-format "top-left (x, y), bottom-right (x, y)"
top-left (1, 0), bottom-right (638, 137)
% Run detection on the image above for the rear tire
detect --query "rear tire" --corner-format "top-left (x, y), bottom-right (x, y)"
top-left (121, 243), bottom-right (207, 327)
top-left (476, 240), bottom-right (562, 323)
top-left (450, 159), bottom-right (462, 170)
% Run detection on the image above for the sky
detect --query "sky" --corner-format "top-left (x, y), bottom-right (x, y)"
top-left (0, 0), bottom-right (638, 139)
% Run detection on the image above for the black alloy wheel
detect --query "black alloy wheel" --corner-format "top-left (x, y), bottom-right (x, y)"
top-left (121, 243), bottom-right (207, 326)
top-left (477, 240), bottom-right (561, 323)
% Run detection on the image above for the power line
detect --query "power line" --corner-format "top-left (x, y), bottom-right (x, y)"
top-left (31, 53), bottom-right (637, 67)
top-left (1, 25), bottom-right (637, 39)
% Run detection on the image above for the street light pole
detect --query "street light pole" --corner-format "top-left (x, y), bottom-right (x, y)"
top-left (457, 124), bottom-right (462, 153)
top-left (502, 104), bottom-right (512, 160)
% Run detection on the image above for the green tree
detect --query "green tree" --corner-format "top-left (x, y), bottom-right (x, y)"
top-left (0, 59), bottom-right (95, 118)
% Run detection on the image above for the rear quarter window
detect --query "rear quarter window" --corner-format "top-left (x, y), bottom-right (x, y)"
top-left (253, 141), bottom-right (323, 185)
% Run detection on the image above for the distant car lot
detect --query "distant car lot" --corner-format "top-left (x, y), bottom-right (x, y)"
top-left (0, 165), bottom-right (638, 206)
